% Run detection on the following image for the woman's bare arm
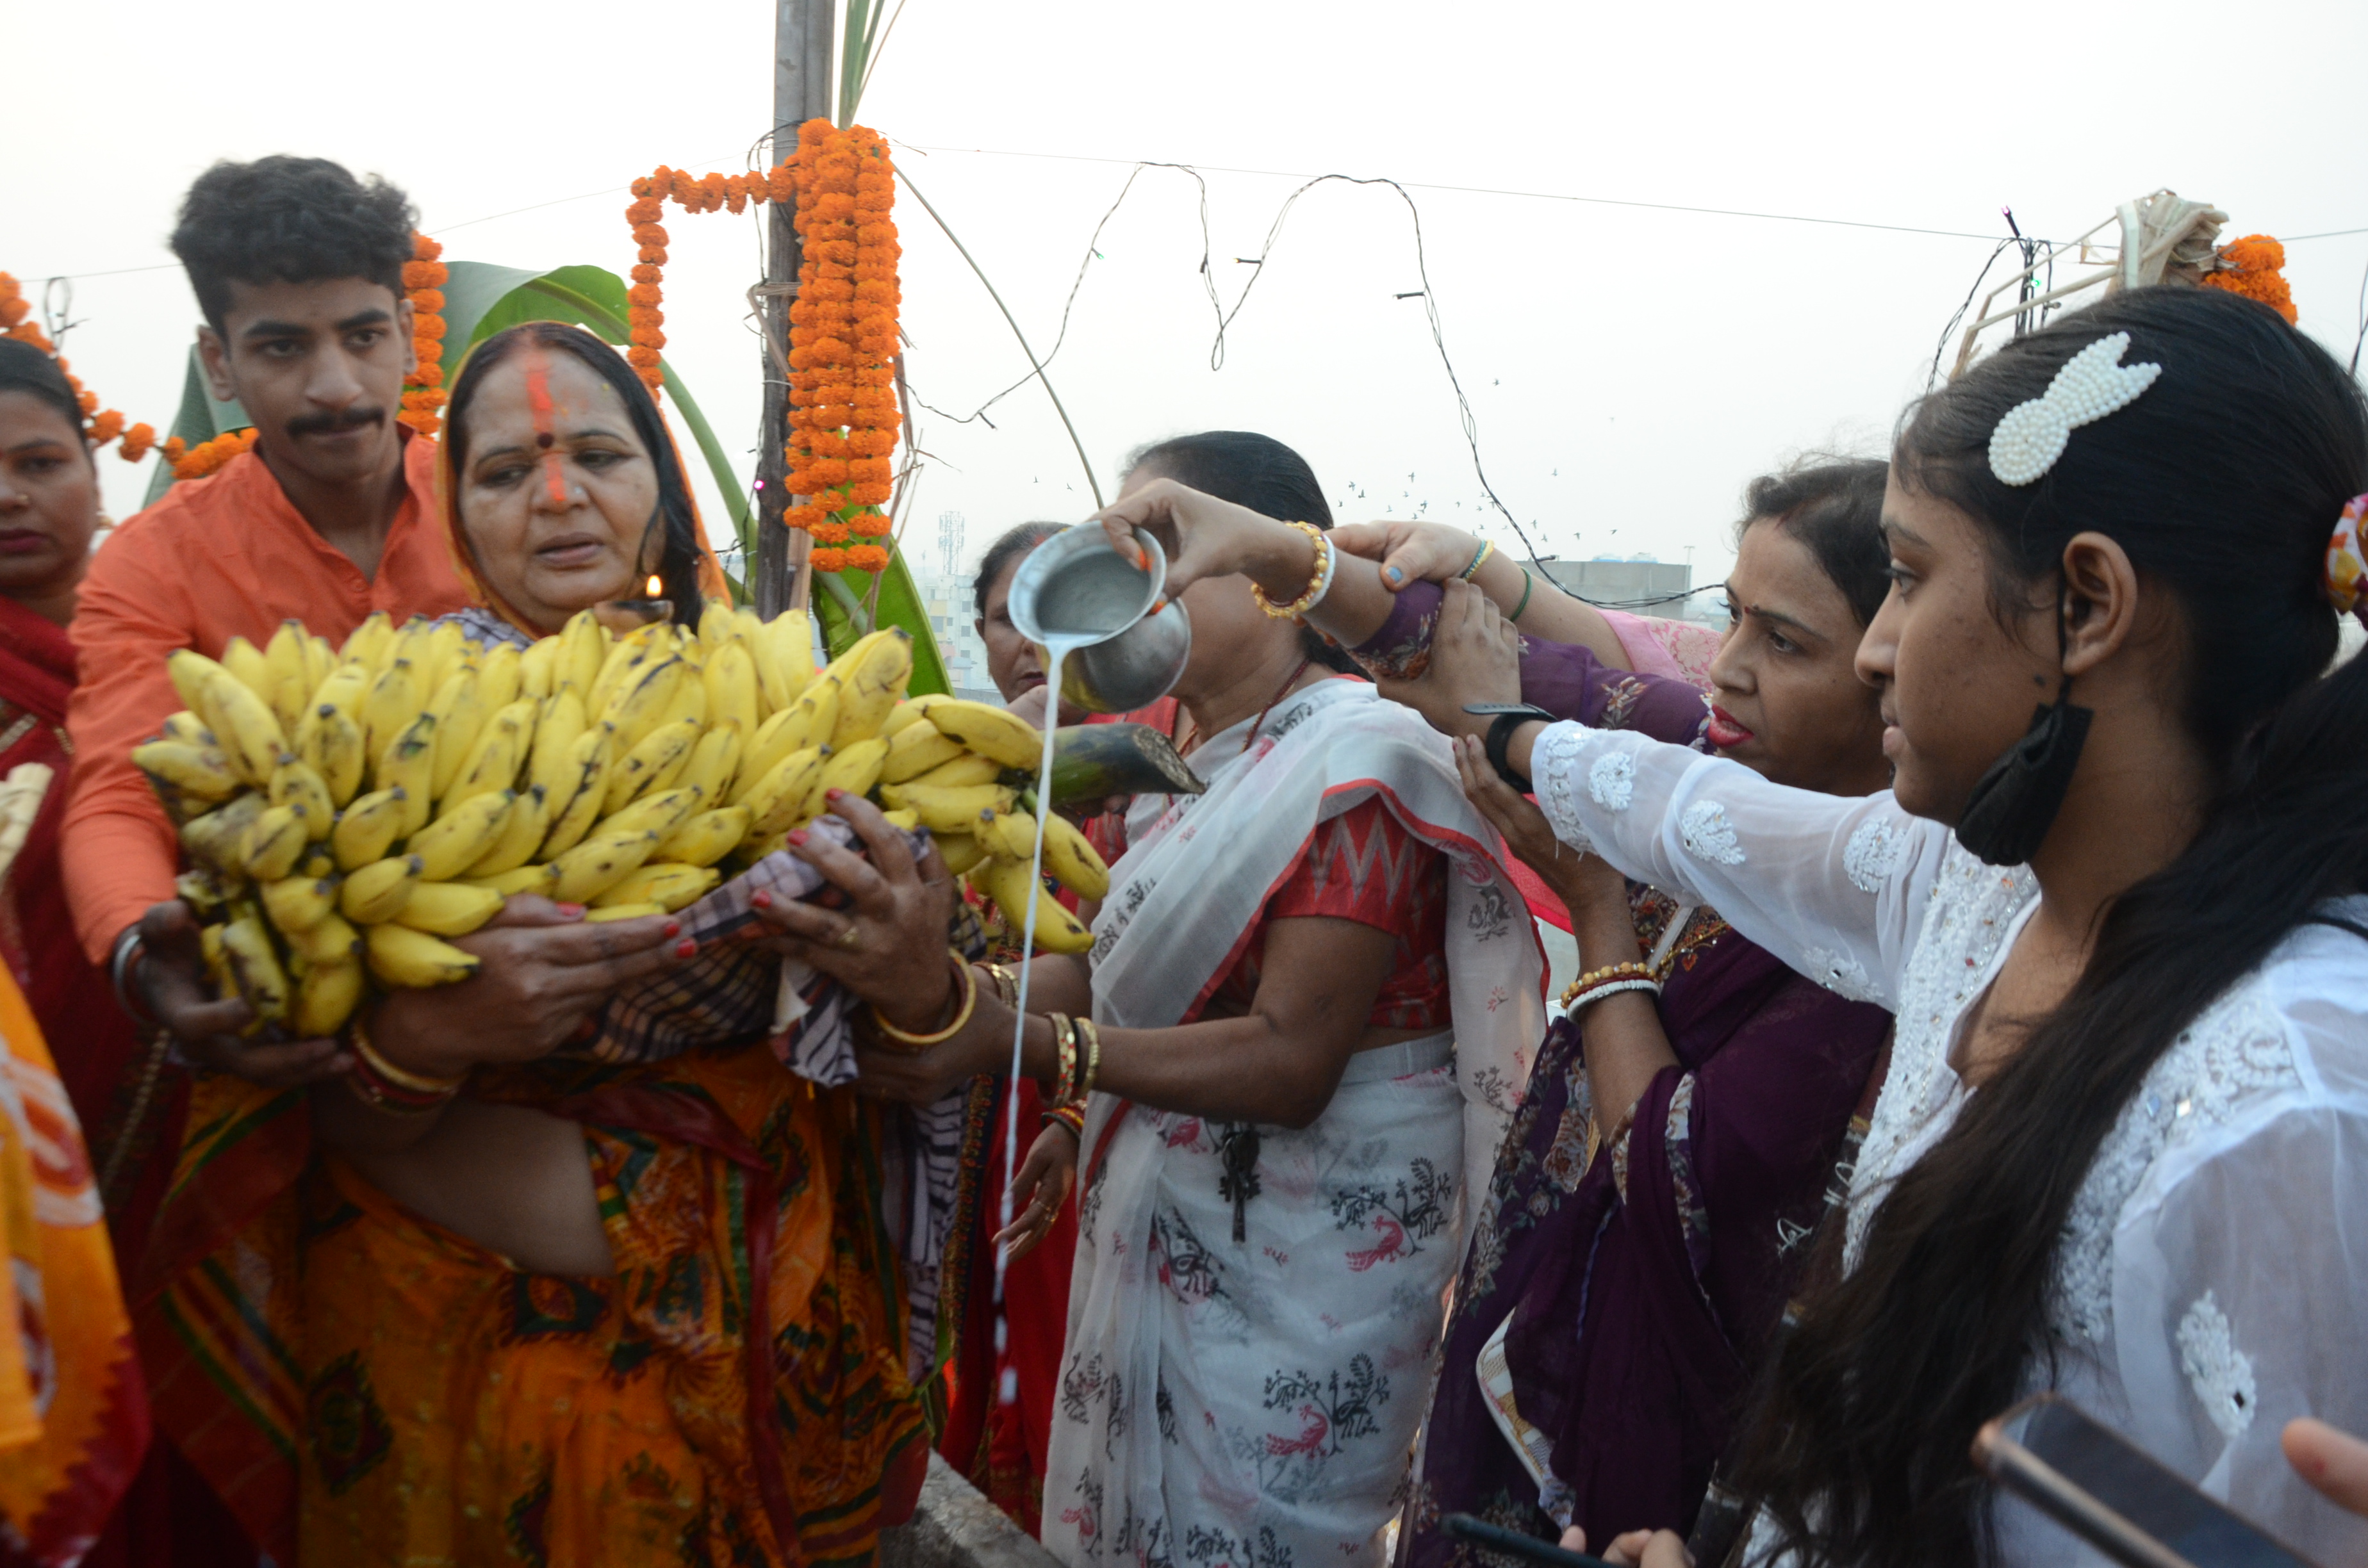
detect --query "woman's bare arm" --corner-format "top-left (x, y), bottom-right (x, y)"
top-left (859, 914), bottom-right (1408, 1129)
top-left (1328, 519), bottom-right (1632, 669)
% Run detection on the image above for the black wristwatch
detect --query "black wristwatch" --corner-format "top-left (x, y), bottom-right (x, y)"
top-left (1463, 703), bottom-right (1556, 792)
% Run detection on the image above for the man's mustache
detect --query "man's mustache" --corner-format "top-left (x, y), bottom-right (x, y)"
top-left (285, 407), bottom-right (386, 439)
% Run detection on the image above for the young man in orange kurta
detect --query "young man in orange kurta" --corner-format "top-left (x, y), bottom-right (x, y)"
top-left (63, 157), bottom-right (471, 1092)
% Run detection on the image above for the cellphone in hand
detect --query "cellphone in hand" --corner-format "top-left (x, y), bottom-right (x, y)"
top-left (1441, 1513), bottom-right (1613, 1568)
top-left (1973, 1394), bottom-right (2324, 1568)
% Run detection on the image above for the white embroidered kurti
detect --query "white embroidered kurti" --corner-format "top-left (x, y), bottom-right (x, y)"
top-left (1530, 720), bottom-right (2368, 1565)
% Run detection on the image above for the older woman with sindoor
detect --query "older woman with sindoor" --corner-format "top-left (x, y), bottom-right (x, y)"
top-left (143, 321), bottom-right (958, 1567)
top-left (846, 430), bottom-right (1543, 1565)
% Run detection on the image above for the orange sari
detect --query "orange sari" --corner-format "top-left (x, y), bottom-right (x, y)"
top-left (138, 1040), bottom-right (932, 1566)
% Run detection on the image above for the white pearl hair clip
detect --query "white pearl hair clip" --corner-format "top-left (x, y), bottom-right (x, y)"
top-left (1987, 331), bottom-right (2163, 486)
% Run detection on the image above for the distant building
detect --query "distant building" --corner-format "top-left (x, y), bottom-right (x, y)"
top-left (910, 566), bottom-right (1000, 703)
top-left (1534, 556), bottom-right (1723, 626)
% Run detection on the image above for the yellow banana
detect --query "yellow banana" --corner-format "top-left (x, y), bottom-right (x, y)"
top-left (826, 628), bottom-right (912, 746)
top-left (331, 787), bottom-right (408, 871)
top-left (655, 805), bottom-right (752, 867)
top-left (365, 922), bottom-right (481, 987)
top-left (517, 635), bottom-right (557, 701)
top-left (259, 873), bottom-right (340, 934)
top-left (466, 783), bottom-right (549, 877)
top-left (603, 717), bottom-right (700, 814)
top-left (880, 702), bottom-right (928, 740)
top-left (424, 668), bottom-right (488, 801)
top-left (585, 902), bottom-right (666, 923)
top-left (741, 612), bottom-right (794, 716)
top-left (733, 707), bottom-right (810, 805)
top-left (816, 736), bottom-right (889, 802)
top-left (302, 633), bottom-right (340, 709)
top-left (167, 648), bottom-right (227, 715)
top-left (876, 781), bottom-right (1017, 834)
top-left (697, 598), bottom-right (737, 651)
top-left (241, 804), bottom-right (310, 881)
top-left (176, 867), bottom-right (234, 920)
top-left (598, 787), bottom-right (704, 843)
top-left (673, 722), bottom-right (742, 801)
top-left (375, 714), bottom-right (438, 835)
top-left (199, 666), bottom-right (291, 787)
top-left (476, 641), bottom-right (523, 712)
top-left (443, 699), bottom-right (534, 815)
top-left (591, 863), bottom-right (718, 912)
top-left (418, 619), bottom-right (468, 698)
top-left (601, 657), bottom-right (695, 753)
top-left (978, 808), bottom-right (1038, 863)
top-left (134, 739), bottom-right (242, 801)
top-left (300, 846), bottom-right (337, 881)
top-left (924, 699), bottom-right (1047, 771)
top-left (293, 699), bottom-right (366, 806)
top-left (907, 752), bottom-right (1005, 791)
top-left (269, 758), bottom-right (336, 839)
top-left (358, 657), bottom-right (424, 769)
top-left (882, 808), bottom-right (919, 831)
top-left (393, 880), bottom-right (506, 936)
top-left (538, 724), bottom-right (616, 859)
top-left (261, 621), bottom-right (315, 736)
top-left (1040, 810), bottom-right (1110, 900)
top-left (408, 790), bottom-right (513, 881)
top-left (554, 609), bottom-right (610, 699)
top-left (741, 745), bottom-right (832, 840)
top-left (220, 635), bottom-right (274, 710)
top-left (179, 792), bottom-right (266, 872)
top-left (287, 911), bottom-right (362, 967)
top-left (981, 858), bottom-right (1095, 954)
top-left (548, 828), bottom-right (663, 904)
top-left (932, 831), bottom-right (988, 876)
top-left (586, 638), bottom-right (645, 721)
top-left (340, 854), bottom-right (424, 923)
top-left (220, 912), bottom-right (293, 1022)
top-left (292, 955), bottom-right (365, 1037)
top-left (769, 608), bottom-right (818, 699)
top-left (701, 640), bottom-right (761, 740)
top-left (880, 722), bottom-right (964, 783)
top-left (527, 689), bottom-right (589, 801)
top-left (467, 863), bottom-right (559, 899)
top-left (160, 710), bottom-right (215, 747)
top-left (339, 610), bottom-right (395, 671)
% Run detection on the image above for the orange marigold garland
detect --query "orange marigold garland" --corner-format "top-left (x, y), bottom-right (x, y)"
top-left (170, 428), bottom-right (258, 480)
top-left (2202, 233), bottom-right (2298, 325)
top-left (0, 272), bottom-right (163, 462)
top-left (399, 233), bottom-right (450, 436)
top-left (782, 120), bottom-right (901, 576)
top-left (625, 131), bottom-right (901, 576)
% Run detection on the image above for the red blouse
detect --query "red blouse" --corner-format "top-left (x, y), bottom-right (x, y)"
top-left (1198, 796), bottom-right (1451, 1031)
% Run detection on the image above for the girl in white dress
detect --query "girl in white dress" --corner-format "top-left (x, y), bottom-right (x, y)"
top-left (1373, 284), bottom-right (2368, 1568)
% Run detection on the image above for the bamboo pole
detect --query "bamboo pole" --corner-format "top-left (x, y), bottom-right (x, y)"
top-left (756, 0), bottom-right (834, 617)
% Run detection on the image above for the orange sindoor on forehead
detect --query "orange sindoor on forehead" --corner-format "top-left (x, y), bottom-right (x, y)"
top-left (522, 348), bottom-right (568, 505)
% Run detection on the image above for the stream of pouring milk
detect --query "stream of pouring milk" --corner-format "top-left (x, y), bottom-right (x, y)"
top-left (994, 546), bottom-right (1146, 1404)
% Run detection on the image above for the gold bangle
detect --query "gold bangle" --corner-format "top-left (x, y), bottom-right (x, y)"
top-left (1558, 959), bottom-right (1656, 1011)
top-left (1073, 1017), bottom-right (1101, 1104)
top-left (1250, 521), bottom-right (1333, 620)
top-left (351, 1014), bottom-right (466, 1095)
top-left (1459, 538), bottom-right (1497, 580)
top-left (1049, 1013), bottom-right (1077, 1102)
top-left (985, 962), bottom-right (1019, 1009)
top-left (870, 949), bottom-right (979, 1047)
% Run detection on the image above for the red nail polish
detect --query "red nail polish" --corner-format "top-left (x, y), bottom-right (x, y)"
top-left (557, 902), bottom-right (585, 917)
top-left (785, 829), bottom-right (807, 846)
top-left (752, 890), bottom-right (773, 910)
top-left (675, 938), bottom-right (698, 958)
top-left (663, 919), bottom-right (681, 937)
top-left (825, 788), bottom-right (846, 801)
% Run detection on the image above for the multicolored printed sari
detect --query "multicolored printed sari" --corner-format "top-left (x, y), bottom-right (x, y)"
top-left (0, 965), bottom-right (147, 1565)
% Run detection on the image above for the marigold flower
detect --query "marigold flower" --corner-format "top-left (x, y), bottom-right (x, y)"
top-left (784, 504), bottom-right (826, 532)
top-left (810, 547), bottom-right (850, 573)
top-left (848, 482), bottom-right (892, 508)
top-left (846, 545), bottom-right (890, 573)
top-left (849, 510), bottom-right (893, 537)
top-left (119, 423), bottom-right (156, 462)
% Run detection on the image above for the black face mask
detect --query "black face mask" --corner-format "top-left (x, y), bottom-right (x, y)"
top-left (1955, 681), bottom-right (2092, 866)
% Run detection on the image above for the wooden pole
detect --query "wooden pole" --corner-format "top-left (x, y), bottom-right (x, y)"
top-left (755, 0), bottom-right (834, 617)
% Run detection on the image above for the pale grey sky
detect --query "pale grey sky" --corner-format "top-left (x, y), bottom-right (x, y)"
top-left (9, 0), bottom-right (2366, 599)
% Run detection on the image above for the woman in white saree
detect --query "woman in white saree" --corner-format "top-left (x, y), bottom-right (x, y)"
top-left (851, 436), bottom-right (1542, 1567)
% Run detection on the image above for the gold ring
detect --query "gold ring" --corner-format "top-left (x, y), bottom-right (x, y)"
top-left (834, 924), bottom-right (863, 952)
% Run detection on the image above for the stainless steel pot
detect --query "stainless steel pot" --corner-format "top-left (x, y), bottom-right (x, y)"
top-left (1007, 525), bottom-right (1192, 715)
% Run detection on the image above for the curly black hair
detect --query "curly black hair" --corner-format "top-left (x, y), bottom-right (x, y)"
top-left (170, 156), bottom-right (418, 332)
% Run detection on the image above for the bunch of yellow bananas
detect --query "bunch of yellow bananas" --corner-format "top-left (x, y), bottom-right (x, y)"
top-left (135, 601), bottom-right (1112, 1037)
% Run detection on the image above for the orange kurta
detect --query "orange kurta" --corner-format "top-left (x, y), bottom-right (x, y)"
top-left (62, 435), bottom-right (469, 963)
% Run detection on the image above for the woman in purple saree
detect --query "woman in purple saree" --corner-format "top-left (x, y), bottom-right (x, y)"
top-left (1311, 471), bottom-right (1898, 1560)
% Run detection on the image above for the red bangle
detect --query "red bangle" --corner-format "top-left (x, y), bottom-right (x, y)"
top-left (1041, 1103), bottom-right (1085, 1138)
